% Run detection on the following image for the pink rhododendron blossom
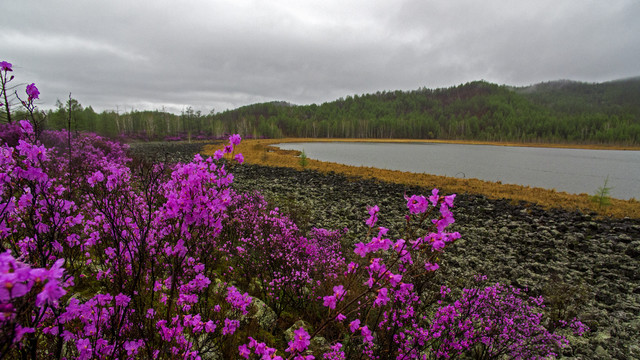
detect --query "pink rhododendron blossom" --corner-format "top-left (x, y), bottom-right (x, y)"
top-left (323, 343), bottom-right (345, 360)
top-left (349, 319), bottom-right (361, 333)
top-left (229, 134), bottom-right (242, 146)
top-left (25, 83), bottom-right (39, 100)
top-left (374, 287), bottom-right (390, 307)
top-left (0, 61), bottom-right (12, 71)
top-left (365, 205), bottom-right (379, 227)
top-left (405, 194), bottom-right (428, 214)
top-left (287, 327), bottom-right (311, 353)
top-left (239, 344), bottom-right (251, 358)
top-left (361, 325), bottom-right (374, 344)
top-left (354, 242), bottom-right (369, 257)
top-left (425, 262), bottom-right (440, 271)
top-left (429, 188), bottom-right (440, 205)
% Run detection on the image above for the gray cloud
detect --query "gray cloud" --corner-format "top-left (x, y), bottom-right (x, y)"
top-left (3, 0), bottom-right (639, 114)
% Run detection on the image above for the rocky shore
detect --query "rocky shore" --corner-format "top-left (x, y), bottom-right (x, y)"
top-left (128, 143), bottom-right (639, 359)
top-left (230, 164), bottom-right (640, 360)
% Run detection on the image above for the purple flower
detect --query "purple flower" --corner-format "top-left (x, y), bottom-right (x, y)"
top-left (323, 284), bottom-right (346, 310)
top-left (235, 153), bottom-right (244, 164)
top-left (205, 320), bottom-right (216, 333)
top-left (26, 83), bottom-right (39, 101)
top-left (124, 340), bottom-right (142, 356)
top-left (239, 344), bottom-right (251, 358)
top-left (429, 188), bottom-right (440, 205)
top-left (87, 171), bottom-right (104, 187)
top-left (0, 61), bottom-right (12, 71)
top-left (226, 285), bottom-right (252, 314)
top-left (405, 194), bottom-right (428, 214)
top-left (323, 294), bottom-right (337, 309)
top-left (354, 242), bottom-right (369, 257)
top-left (76, 338), bottom-right (93, 360)
top-left (13, 325), bottom-right (34, 342)
top-left (365, 205), bottom-right (379, 227)
top-left (229, 134), bottom-right (242, 146)
top-left (287, 327), bottom-right (311, 353)
top-left (115, 293), bottom-right (131, 307)
top-left (349, 319), bottom-right (361, 333)
top-left (425, 262), bottom-right (440, 271)
top-left (374, 287), bottom-right (390, 307)
top-left (222, 318), bottom-right (239, 335)
top-left (361, 325), bottom-right (374, 343)
top-left (444, 194), bottom-right (456, 207)
top-left (35, 280), bottom-right (66, 307)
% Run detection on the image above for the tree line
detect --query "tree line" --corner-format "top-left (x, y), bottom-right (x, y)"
top-left (14, 78), bottom-right (640, 145)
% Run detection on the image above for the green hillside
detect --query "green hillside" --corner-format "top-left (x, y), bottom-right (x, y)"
top-left (39, 77), bottom-right (640, 145)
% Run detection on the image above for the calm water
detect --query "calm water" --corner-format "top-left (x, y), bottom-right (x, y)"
top-left (275, 142), bottom-right (640, 200)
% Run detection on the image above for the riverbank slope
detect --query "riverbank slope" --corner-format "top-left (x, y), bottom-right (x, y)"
top-left (210, 138), bottom-right (640, 219)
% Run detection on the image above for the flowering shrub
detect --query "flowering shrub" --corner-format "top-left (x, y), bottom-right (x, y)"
top-left (223, 192), bottom-right (346, 318)
top-left (0, 61), bottom-right (586, 359)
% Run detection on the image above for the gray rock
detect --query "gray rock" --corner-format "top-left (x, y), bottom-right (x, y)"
top-left (250, 297), bottom-right (277, 330)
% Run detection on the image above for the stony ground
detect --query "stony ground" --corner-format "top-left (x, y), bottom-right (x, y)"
top-left (128, 142), bottom-right (640, 359)
top-left (230, 164), bottom-right (640, 360)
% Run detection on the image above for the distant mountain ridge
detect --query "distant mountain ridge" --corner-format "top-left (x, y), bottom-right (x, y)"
top-left (39, 77), bottom-right (640, 145)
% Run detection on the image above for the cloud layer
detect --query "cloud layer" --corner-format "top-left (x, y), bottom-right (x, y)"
top-left (3, 0), bottom-right (639, 113)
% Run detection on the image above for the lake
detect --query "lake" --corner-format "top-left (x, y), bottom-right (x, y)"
top-left (275, 142), bottom-right (640, 200)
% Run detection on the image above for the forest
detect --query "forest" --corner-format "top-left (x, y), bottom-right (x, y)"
top-left (7, 77), bottom-right (640, 145)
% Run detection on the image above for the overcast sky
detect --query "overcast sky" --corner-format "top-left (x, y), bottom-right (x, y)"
top-left (3, 0), bottom-right (640, 114)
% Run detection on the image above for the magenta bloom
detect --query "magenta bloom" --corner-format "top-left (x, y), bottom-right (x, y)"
top-left (35, 280), bottom-right (66, 307)
top-left (238, 344), bottom-right (250, 358)
top-left (26, 83), bottom-right (40, 101)
top-left (374, 287), bottom-right (390, 307)
top-left (205, 320), bottom-right (216, 333)
top-left (424, 262), bottom-right (440, 271)
top-left (288, 327), bottom-right (311, 353)
top-left (229, 134), bottom-right (242, 146)
top-left (0, 61), bottom-right (12, 71)
top-left (323, 285), bottom-right (346, 309)
top-left (323, 294), bottom-right (337, 309)
top-left (76, 338), bottom-right (93, 360)
top-left (349, 319), bottom-right (361, 333)
top-left (354, 242), bottom-right (369, 257)
top-left (365, 205), bottom-right (379, 227)
top-left (429, 188), bottom-right (440, 205)
top-left (115, 293), bottom-right (131, 307)
top-left (235, 153), bottom-right (244, 164)
top-left (405, 194), bottom-right (428, 214)
top-left (444, 193), bottom-right (456, 207)
top-left (361, 325), bottom-right (374, 343)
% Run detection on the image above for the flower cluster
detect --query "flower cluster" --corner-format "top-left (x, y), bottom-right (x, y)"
top-left (0, 250), bottom-right (66, 346)
top-left (0, 61), bottom-right (587, 360)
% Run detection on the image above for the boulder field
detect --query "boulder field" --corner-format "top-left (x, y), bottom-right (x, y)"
top-left (231, 164), bottom-right (640, 360)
